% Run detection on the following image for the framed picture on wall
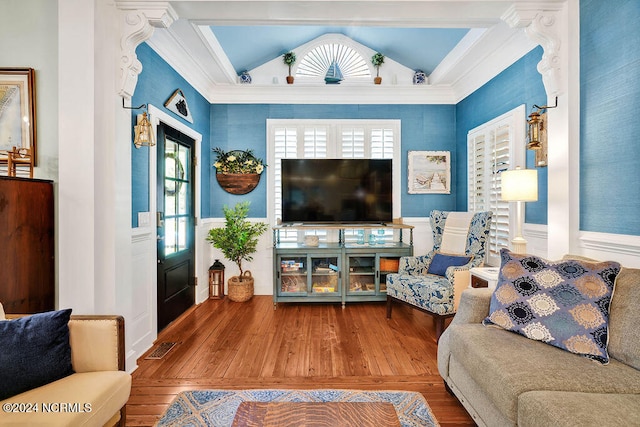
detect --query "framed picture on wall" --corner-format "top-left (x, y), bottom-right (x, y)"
top-left (0, 68), bottom-right (37, 165)
top-left (408, 150), bottom-right (451, 194)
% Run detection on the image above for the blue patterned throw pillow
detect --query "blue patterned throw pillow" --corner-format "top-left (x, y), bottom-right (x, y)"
top-left (484, 249), bottom-right (620, 363)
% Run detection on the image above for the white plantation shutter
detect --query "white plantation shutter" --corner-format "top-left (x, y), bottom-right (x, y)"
top-left (371, 128), bottom-right (394, 159)
top-left (468, 107), bottom-right (525, 267)
top-left (304, 127), bottom-right (328, 158)
top-left (274, 127), bottom-right (298, 241)
top-left (341, 128), bottom-right (365, 158)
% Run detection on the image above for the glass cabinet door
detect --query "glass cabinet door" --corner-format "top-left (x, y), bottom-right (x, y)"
top-left (311, 256), bottom-right (340, 295)
top-left (347, 255), bottom-right (376, 294)
top-left (378, 255), bottom-right (402, 294)
top-left (279, 256), bottom-right (307, 295)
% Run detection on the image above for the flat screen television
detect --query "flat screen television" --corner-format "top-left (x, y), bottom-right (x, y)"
top-left (281, 158), bottom-right (392, 224)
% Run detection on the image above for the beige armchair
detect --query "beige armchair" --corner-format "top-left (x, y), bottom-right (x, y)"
top-left (1, 314), bottom-right (131, 426)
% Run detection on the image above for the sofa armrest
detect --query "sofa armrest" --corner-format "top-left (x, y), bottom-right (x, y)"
top-left (68, 315), bottom-right (125, 373)
top-left (450, 288), bottom-right (493, 325)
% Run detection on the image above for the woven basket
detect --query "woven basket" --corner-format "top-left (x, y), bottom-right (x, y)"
top-left (228, 271), bottom-right (254, 302)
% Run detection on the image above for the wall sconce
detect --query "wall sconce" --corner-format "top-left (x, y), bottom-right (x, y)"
top-left (527, 97), bottom-right (557, 167)
top-left (501, 166), bottom-right (538, 254)
top-left (123, 99), bottom-right (155, 148)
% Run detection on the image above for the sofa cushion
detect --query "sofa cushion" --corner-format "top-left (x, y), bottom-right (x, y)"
top-left (0, 371), bottom-right (131, 426)
top-left (484, 249), bottom-right (620, 363)
top-left (608, 267), bottom-right (640, 370)
top-left (518, 391), bottom-right (640, 427)
top-left (0, 309), bottom-right (74, 400)
top-left (447, 323), bottom-right (640, 423)
top-left (427, 253), bottom-right (471, 276)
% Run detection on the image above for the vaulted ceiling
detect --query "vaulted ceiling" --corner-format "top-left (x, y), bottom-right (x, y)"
top-left (132, 0), bottom-right (562, 104)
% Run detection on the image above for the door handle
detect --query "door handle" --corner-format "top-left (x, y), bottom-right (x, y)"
top-left (157, 235), bottom-right (164, 241)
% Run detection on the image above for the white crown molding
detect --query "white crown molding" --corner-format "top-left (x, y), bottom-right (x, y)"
top-left (117, 2), bottom-right (178, 98)
top-left (502, 2), bottom-right (564, 97)
top-left (444, 22), bottom-right (537, 102)
top-left (207, 84), bottom-right (456, 104)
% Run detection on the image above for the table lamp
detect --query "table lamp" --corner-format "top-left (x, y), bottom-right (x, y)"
top-left (501, 166), bottom-right (538, 254)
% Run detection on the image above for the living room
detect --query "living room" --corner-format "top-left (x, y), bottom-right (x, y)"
top-left (2, 0), bottom-right (639, 426)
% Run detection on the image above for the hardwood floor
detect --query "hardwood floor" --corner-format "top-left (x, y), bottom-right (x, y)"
top-left (126, 296), bottom-right (474, 426)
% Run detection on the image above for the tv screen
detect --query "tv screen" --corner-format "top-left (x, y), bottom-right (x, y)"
top-left (281, 159), bottom-right (392, 224)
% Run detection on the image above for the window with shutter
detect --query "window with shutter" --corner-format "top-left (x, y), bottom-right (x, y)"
top-left (268, 120), bottom-right (400, 243)
top-left (467, 105), bottom-right (526, 266)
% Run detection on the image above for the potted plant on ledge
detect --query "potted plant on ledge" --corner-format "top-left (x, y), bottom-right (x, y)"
top-left (371, 52), bottom-right (385, 84)
top-left (213, 147), bottom-right (265, 194)
top-left (283, 51), bottom-right (296, 84)
top-left (206, 201), bottom-right (268, 302)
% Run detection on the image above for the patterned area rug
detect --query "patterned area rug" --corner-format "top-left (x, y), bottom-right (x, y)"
top-left (156, 389), bottom-right (439, 427)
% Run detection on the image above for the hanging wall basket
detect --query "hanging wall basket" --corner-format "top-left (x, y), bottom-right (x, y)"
top-left (216, 173), bottom-right (261, 194)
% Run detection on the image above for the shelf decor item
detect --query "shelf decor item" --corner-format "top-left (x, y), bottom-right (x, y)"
top-left (206, 202), bottom-right (268, 302)
top-left (213, 147), bottom-right (265, 194)
top-left (283, 51), bottom-right (296, 84)
top-left (371, 52), bottom-right (385, 84)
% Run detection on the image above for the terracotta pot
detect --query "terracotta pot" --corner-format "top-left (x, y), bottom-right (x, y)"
top-left (374, 76), bottom-right (382, 85)
top-left (286, 75), bottom-right (294, 84)
top-left (216, 173), bottom-right (260, 195)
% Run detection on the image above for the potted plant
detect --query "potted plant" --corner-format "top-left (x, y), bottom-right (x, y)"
top-left (213, 147), bottom-right (266, 194)
top-left (283, 51), bottom-right (296, 84)
top-left (206, 201), bottom-right (268, 302)
top-left (371, 52), bottom-right (385, 84)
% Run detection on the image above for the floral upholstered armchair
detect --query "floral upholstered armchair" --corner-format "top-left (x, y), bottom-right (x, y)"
top-left (386, 210), bottom-right (492, 340)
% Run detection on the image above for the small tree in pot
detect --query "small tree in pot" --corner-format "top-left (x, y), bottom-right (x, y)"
top-left (283, 51), bottom-right (296, 84)
top-left (371, 52), bottom-right (385, 84)
top-left (206, 201), bottom-right (268, 302)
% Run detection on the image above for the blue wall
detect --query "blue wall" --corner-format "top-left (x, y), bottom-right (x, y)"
top-left (580, 0), bottom-right (640, 235)
top-left (131, 43), bottom-right (211, 227)
top-left (209, 104), bottom-right (457, 219)
top-left (455, 47), bottom-right (548, 224)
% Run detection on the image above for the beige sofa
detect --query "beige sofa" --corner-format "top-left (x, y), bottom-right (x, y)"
top-left (438, 265), bottom-right (640, 427)
top-left (1, 315), bottom-right (132, 426)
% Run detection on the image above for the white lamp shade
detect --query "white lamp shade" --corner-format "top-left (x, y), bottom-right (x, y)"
top-left (501, 168), bottom-right (538, 202)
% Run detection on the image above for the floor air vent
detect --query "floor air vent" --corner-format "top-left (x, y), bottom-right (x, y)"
top-left (145, 342), bottom-right (177, 360)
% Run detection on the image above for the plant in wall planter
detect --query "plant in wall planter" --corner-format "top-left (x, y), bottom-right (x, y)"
top-left (371, 52), bottom-right (385, 84)
top-left (206, 201), bottom-right (268, 302)
top-left (213, 147), bottom-right (266, 194)
top-left (283, 51), bottom-right (296, 84)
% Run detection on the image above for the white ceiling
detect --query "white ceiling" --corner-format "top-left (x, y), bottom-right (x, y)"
top-left (136, 1), bottom-right (558, 104)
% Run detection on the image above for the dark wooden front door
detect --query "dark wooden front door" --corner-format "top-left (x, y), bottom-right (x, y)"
top-left (157, 123), bottom-right (195, 332)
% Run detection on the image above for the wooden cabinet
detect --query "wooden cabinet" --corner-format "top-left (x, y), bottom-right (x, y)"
top-left (0, 177), bottom-right (54, 313)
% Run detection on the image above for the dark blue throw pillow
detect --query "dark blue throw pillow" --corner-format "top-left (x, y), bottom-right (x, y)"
top-left (0, 309), bottom-right (74, 400)
top-left (427, 252), bottom-right (472, 276)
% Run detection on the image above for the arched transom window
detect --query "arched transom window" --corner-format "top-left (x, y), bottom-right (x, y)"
top-left (296, 43), bottom-right (371, 80)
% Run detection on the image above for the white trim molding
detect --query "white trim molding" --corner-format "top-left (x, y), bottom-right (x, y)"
top-left (579, 232), bottom-right (640, 268)
top-left (502, 2), bottom-right (564, 97)
top-left (117, 3), bottom-right (178, 98)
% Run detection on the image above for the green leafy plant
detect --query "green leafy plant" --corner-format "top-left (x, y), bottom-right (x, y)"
top-left (206, 202), bottom-right (268, 280)
top-left (283, 51), bottom-right (296, 75)
top-left (371, 52), bottom-right (385, 77)
top-left (213, 148), bottom-right (265, 174)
